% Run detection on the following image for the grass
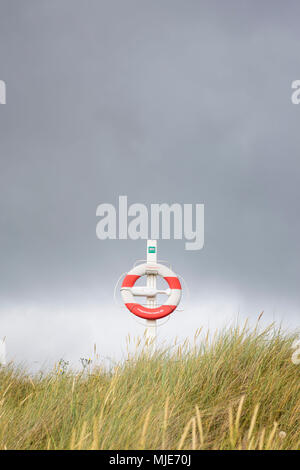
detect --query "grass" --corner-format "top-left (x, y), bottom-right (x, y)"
top-left (0, 321), bottom-right (299, 450)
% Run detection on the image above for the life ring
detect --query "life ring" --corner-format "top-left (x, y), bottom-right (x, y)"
top-left (121, 263), bottom-right (182, 320)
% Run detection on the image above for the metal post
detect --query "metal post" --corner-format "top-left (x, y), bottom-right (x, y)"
top-left (146, 240), bottom-right (157, 352)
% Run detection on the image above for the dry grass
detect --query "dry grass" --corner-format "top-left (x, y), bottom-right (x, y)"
top-left (0, 322), bottom-right (299, 450)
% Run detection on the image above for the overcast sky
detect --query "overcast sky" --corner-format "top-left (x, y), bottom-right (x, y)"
top-left (1, 1), bottom-right (300, 370)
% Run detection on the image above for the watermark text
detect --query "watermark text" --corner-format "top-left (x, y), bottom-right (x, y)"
top-left (0, 80), bottom-right (6, 104)
top-left (291, 80), bottom-right (300, 104)
top-left (96, 196), bottom-right (204, 251)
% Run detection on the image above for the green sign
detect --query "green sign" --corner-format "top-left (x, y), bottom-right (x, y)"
top-left (148, 246), bottom-right (156, 253)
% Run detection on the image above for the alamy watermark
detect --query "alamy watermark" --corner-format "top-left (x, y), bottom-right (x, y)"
top-left (96, 196), bottom-right (204, 251)
top-left (0, 80), bottom-right (6, 104)
top-left (291, 338), bottom-right (300, 365)
top-left (291, 80), bottom-right (300, 105)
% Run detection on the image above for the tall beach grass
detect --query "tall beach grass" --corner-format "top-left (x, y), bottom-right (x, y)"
top-left (0, 322), bottom-right (299, 450)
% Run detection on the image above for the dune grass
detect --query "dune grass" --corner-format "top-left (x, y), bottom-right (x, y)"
top-left (0, 322), bottom-right (299, 450)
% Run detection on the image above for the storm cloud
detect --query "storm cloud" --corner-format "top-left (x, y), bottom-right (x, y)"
top-left (0, 0), bottom-right (300, 368)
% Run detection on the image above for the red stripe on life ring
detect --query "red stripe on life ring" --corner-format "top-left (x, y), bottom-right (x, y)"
top-left (125, 303), bottom-right (176, 320)
top-left (164, 277), bottom-right (181, 289)
top-left (121, 275), bottom-right (140, 288)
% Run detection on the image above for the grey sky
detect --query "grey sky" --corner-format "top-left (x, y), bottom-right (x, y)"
top-left (0, 1), bottom-right (300, 368)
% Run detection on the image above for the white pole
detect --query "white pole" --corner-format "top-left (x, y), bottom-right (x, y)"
top-left (146, 240), bottom-right (157, 352)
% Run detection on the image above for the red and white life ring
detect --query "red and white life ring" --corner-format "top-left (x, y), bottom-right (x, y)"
top-left (121, 263), bottom-right (182, 320)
